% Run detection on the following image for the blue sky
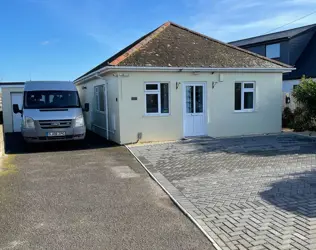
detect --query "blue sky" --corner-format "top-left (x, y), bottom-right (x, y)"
top-left (1, 0), bottom-right (316, 82)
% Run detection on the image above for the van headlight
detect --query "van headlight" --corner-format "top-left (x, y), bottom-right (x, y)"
top-left (23, 117), bottom-right (35, 129)
top-left (75, 115), bottom-right (85, 127)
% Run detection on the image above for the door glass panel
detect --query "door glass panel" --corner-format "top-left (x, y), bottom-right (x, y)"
top-left (98, 85), bottom-right (105, 112)
top-left (186, 86), bottom-right (194, 113)
top-left (160, 83), bottom-right (169, 113)
top-left (195, 86), bottom-right (203, 113)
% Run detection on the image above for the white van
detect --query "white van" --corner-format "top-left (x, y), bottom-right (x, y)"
top-left (13, 81), bottom-right (89, 143)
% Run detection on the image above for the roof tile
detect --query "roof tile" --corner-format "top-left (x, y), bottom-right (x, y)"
top-left (117, 22), bottom-right (290, 68)
top-left (76, 22), bottom-right (292, 81)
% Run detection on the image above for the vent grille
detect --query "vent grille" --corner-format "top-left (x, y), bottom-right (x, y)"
top-left (39, 120), bottom-right (72, 129)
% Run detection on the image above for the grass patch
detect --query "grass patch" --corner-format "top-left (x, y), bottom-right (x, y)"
top-left (0, 155), bottom-right (17, 177)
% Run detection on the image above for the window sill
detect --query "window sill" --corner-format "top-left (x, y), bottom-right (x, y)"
top-left (234, 109), bottom-right (256, 113)
top-left (143, 113), bottom-right (170, 117)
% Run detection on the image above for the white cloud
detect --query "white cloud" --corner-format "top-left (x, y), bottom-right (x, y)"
top-left (285, 0), bottom-right (316, 4)
top-left (87, 29), bottom-right (147, 53)
top-left (40, 39), bottom-right (59, 46)
top-left (41, 40), bottom-right (50, 45)
top-left (33, 0), bottom-right (138, 53)
top-left (186, 0), bottom-right (316, 42)
top-left (28, 0), bottom-right (52, 3)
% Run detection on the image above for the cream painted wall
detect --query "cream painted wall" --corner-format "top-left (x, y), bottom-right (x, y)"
top-left (2, 87), bottom-right (24, 133)
top-left (77, 76), bottom-right (120, 143)
top-left (118, 71), bottom-right (283, 144)
top-left (207, 73), bottom-right (282, 137)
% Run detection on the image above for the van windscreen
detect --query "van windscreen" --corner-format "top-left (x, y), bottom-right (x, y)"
top-left (24, 91), bottom-right (80, 109)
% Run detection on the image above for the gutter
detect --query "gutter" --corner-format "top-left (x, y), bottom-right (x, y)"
top-left (75, 66), bottom-right (295, 85)
top-left (0, 85), bottom-right (25, 88)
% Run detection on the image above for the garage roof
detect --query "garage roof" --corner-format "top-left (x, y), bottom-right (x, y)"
top-left (0, 82), bottom-right (25, 86)
top-left (76, 22), bottom-right (292, 81)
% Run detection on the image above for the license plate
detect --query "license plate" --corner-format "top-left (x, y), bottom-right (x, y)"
top-left (46, 132), bottom-right (66, 137)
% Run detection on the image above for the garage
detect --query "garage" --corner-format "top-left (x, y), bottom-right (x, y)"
top-left (1, 82), bottom-right (25, 133)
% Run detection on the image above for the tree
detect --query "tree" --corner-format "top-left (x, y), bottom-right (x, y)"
top-left (291, 76), bottom-right (316, 131)
top-left (292, 76), bottom-right (316, 118)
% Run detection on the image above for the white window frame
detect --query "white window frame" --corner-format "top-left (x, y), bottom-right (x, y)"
top-left (95, 84), bottom-right (105, 113)
top-left (144, 82), bottom-right (170, 116)
top-left (266, 43), bottom-right (280, 59)
top-left (235, 82), bottom-right (255, 112)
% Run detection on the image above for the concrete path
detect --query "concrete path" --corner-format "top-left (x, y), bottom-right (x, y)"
top-left (130, 135), bottom-right (316, 250)
top-left (0, 133), bottom-right (213, 250)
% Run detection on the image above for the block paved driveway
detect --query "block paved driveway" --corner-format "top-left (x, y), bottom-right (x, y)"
top-left (130, 134), bottom-right (316, 250)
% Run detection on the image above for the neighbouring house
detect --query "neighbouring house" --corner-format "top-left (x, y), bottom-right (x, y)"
top-left (230, 24), bottom-right (316, 108)
top-left (0, 82), bottom-right (25, 133)
top-left (75, 22), bottom-right (293, 144)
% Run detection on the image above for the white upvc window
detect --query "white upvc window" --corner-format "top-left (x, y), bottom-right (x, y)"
top-left (234, 82), bottom-right (255, 112)
top-left (266, 43), bottom-right (280, 59)
top-left (144, 82), bottom-right (169, 115)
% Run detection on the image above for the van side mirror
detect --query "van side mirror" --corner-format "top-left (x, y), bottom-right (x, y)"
top-left (13, 104), bottom-right (22, 114)
top-left (83, 103), bottom-right (89, 112)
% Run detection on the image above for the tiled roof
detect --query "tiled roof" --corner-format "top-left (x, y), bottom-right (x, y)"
top-left (76, 22), bottom-right (292, 80)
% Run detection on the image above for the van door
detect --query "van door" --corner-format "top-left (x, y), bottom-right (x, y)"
top-left (11, 93), bottom-right (23, 132)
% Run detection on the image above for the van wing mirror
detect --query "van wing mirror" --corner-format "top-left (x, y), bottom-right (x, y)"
top-left (83, 103), bottom-right (89, 112)
top-left (13, 104), bottom-right (22, 114)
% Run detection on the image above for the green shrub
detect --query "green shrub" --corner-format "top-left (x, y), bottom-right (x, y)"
top-left (291, 107), bottom-right (313, 132)
top-left (282, 107), bottom-right (294, 128)
top-left (290, 76), bottom-right (316, 132)
top-left (293, 76), bottom-right (316, 118)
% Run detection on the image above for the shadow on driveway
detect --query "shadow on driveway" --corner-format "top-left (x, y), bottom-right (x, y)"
top-left (182, 134), bottom-right (316, 157)
top-left (181, 135), bottom-right (316, 217)
top-left (260, 170), bottom-right (316, 218)
top-left (5, 130), bottom-right (117, 154)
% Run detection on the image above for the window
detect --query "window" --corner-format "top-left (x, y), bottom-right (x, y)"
top-left (95, 85), bottom-right (105, 112)
top-left (145, 82), bottom-right (169, 115)
top-left (235, 82), bottom-right (255, 111)
top-left (266, 43), bottom-right (280, 59)
top-left (24, 91), bottom-right (80, 109)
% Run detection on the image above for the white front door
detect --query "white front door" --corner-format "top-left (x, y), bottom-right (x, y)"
top-left (183, 83), bottom-right (207, 137)
top-left (11, 93), bottom-right (23, 132)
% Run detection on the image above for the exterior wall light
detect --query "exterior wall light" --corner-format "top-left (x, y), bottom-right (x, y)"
top-left (212, 81), bottom-right (219, 89)
top-left (176, 82), bottom-right (181, 89)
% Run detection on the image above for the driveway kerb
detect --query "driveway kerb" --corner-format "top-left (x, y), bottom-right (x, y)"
top-left (125, 144), bottom-right (222, 250)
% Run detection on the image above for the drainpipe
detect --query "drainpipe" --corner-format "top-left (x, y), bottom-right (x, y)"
top-left (96, 74), bottom-right (109, 140)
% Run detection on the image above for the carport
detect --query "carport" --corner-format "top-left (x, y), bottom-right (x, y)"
top-left (1, 82), bottom-right (25, 133)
